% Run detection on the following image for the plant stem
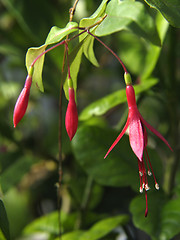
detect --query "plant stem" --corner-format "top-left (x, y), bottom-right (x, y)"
top-left (69, 0), bottom-right (80, 22)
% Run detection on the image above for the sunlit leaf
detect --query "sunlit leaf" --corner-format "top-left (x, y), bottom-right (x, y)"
top-left (57, 215), bottom-right (129, 240)
top-left (62, 42), bottom-right (83, 100)
top-left (143, 0), bottom-right (180, 27)
top-left (96, 0), bottom-right (161, 46)
top-left (23, 211), bottom-right (59, 236)
top-left (79, 0), bottom-right (108, 66)
top-left (80, 78), bottom-right (158, 121)
top-left (26, 45), bottom-right (46, 92)
top-left (82, 33), bottom-right (99, 67)
top-left (25, 22), bottom-right (78, 92)
top-left (45, 22), bottom-right (78, 45)
top-left (79, 0), bottom-right (109, 41)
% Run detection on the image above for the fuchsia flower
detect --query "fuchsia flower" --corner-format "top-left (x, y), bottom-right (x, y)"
top-left (104, 81), bottom-right (172, 217)
top-left (65, 87), bottom-right (78, 141)
top-left (13, 74), bottom-right (32, 128)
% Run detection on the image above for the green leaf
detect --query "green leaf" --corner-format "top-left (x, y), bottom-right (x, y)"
top-left (61, 231), bottom-right (84, 240)
top-left (96, 0), bottom-right (161, 46)
top-left (79, 0), bottom-right (109, 40)
top-left (72, 125), bottom-right (138, 188)
top-left (26, 45), bottom-right (46, 92)
top-left (79, 0), bottom-right (108, 66)
top-left (79, 78), bottom-right (158, 121)
top-left (130, 191), bottom-right (166, 240)
top-left (59, 215), bottom-right (129, 240)
top-left (143, 0), bottom-right (180, 27)
top-left (25, 22), bottom-right (78, 92)
top-left (82, 33), bottom-right (99, 67)
top-left (63, 42), bottom-right (83, 100)
top-left (141, 13), bottom-right (169, 80)
top-left (160, 198), bottom-right (180, 240)
top-left (81, 215), bottom-right (129, 240)
top-left (45, 22), bottom-right (78, 45)
top-left (0, 199), bottom-right (10, 240)
top-left (131, 193), bottom-right (180, 240)
top-left (23, 211), bottom-right (59, 236)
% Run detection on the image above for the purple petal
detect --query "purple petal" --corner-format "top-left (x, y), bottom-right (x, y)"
top-left (140, 116), bottom-right (173, 151)
top-left (129, 112), bottom-right (144, 161)
top-left (104, 118), bottom-right (129, 159)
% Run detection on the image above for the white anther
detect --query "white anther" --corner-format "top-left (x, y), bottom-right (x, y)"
top-left (155, 183), bottom-right (159, 190)
top-left (145, 184), bottom-right (150, 191)
top-left (148, 171), bottom-right (152, 176)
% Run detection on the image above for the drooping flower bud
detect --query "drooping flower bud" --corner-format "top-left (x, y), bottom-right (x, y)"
top-left (65, 86), bottom-right (78, 141)
top-left (13, 66), bottom-right (33, 128)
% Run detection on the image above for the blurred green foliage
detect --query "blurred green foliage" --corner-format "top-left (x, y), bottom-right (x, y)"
top-left (0, 0), bottom-right (180, 240)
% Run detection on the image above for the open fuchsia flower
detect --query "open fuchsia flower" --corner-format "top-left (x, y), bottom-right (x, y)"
top-left (104, 73), bottom-right (172, 217)
top-left (65, 79), bottom-right (78, 141)
top-left (13, 66), bottom-right (34, 128)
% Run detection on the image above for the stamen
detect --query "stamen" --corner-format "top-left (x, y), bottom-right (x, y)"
top-left (139, 171), bottom-right (143, 177)
top-left (145, 184), bottom-right (150, 191)
top-left (144, 149), bottom-right (152, 176)
top-left (139, 186), bottom-right (143, 193)
top-left (155, 183), bottom-right (160, 190)
top-left (145, 148), bottom-right (158, 184)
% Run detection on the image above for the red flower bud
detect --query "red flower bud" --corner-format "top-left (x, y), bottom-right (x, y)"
top-left (65, 88), bottom-right (78, 141)
top-left (13, 75), bottom-right (32, 128)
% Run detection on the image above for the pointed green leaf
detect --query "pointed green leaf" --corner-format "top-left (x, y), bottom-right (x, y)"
top-left (0, 199), bottom-right (10, 240)
top-left (23, 211), bottom-right (59, 236)
top-left (45, 22), bottom-right (78, 45)
top-left (61, 231), bottom-right (84, 240)
top-left (63, 42), bottom-right (83, 100)
top-left (79, 0), bottom-right (109, 41)
top-left (26, 45), bottom-right (46, 92)
top-left (143, 0), bottom-right (180, 27)
top-left (59, 215), bottom-right (129, 240)
top-left (79, 0), bottom-right (108, 65)
top-left (26, 22), bottom-right (78, 92)
top-left (141, 13), bottom-right (169, 80)
top-left (79, 78), bottom-right (158, 121)
top-left (81, 215), bottom-right (129, 240)
top-left (96, 0), bottom-right (161, 46)
top-left (82, 33), bottom-right (99, 67)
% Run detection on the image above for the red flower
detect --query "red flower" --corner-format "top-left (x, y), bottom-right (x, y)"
top-left (65, 87), bottom-right (78, 141)
top-left (105, 84), bottom-right (172, 217)
top-left (13, 74), bottom-right (32, 128)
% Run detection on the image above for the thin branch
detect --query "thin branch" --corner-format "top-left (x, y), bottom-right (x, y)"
top-left (69, 0), bottom-right (80, 22)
